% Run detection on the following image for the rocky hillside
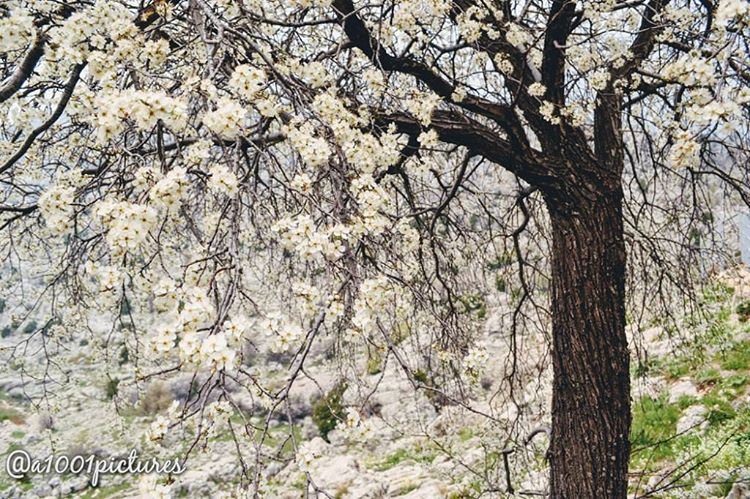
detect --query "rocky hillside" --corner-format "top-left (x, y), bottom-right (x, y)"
top-left (0, 270), bottom-right (749, 498)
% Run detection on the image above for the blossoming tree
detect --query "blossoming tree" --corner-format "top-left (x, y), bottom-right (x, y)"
top-left (1, 0), bottom-right (750, 496)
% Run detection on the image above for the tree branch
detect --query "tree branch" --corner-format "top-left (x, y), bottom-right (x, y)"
top-left (375, 110), bottom-right (556, 189)
top-left (0, 63), bottom-right (84, 176)
top-left (330, 0), bottom-right (530, 148)
top-left (0, 32), bottom-right (45, 104)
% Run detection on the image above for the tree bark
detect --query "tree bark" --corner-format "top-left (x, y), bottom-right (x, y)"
top-left (546, 186), bottom-right (631, 498)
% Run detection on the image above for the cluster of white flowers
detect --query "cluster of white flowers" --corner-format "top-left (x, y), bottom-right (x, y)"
top-left (662, 57), bottom-right (716, 86)
top-left (222, 317), bottom-right (248, 346)
top-left (140, 39), bottom-right (170, 68)
top-left (149, 167), bottom-right (189, 212)
top-left (153, 278), bottom-right (180, 312)
top-left (151, 291), bottom-right (210, 359)
top-left (684, 95), bottom-right (742, 129)
top-left (539, 101), bottom-right (560, 125)
top-left (494, 53), bottom-right (514, 74)
top-left (204, 400), bottom-right (233, 433)
top-left (290, 172), bottom-right (314, 193)
top-left (456, 6), bottom-right (486, 43)
top-left (0, 9), bottom-right (35, 51)
top-left (325, 296), bottom-right (346, 326)
top-left (567, 45), bottom-right (599, 73)
top-left (528, 82), bottom-right (546, 98)
top-left (350, 175), bottom-right (389, 219)
top-left (297, 439), bottom-right (325, 473)
top-left (151, 322), bottom-right (178, 355)
top-left (463, 345), bottom-right (489, 381)
top-left (391, 0), bottom-right (450, 34)
top-left (260, 312), bottom-right (305, 353)
top-left (229, 64), bottom-right (266, 99)
top-left (286, 122), bottom-right (332, 168)
top-left (363, 68), bottom-right (386, 93)
top-left (203, 98), bottom-right (247, 139)
top-left (560, 103), bottom-right (587, 127)
top-left (395, 219), bottom-right (421, 253)
top-left (47, 0), bottom-right (137, 67)
top-left (178, 331), bottom-right (202, 363)
top-left (148, 415), bottom-right (170, 441)
top-left (146, 285), bottom-right (244, 372)
top-left (85, 262), bottom-right (124, 292)
top-left (132, 166), bottom-right (161, 192)
top-left (668, 130), bottom-right (701, 168)
top-left (184, 140), bottom-right (213, 166)
top-left (716, 0), bottom-right (750, 25)
top-left (199, 332), bottom-right (237, 371)
top-left (38, 184), bottom-right (76, 235)
top-left (506, 23), bottom-right (531, 48)
top-left (298, 61), bottom-right (330, 88)
top-left (418, 130), bottom-right (440, 149)
top-left (405, 91), bottom-right (442, 126)
top-left (95, 90), bottom-right (188, 142)
top-left (311, 92), bottom-right (402, 174)
top-left (179, 286), bottom-right (215, 331)
top-left (95, 200), bottom-right (158, 254)
top-left (350, 277), bottom-right (410, 338)
top-left (272, 215), bottom-right (353, 261)
top-left (207, 164), bottom-right (240, 196)
top-left (292, 282), bottom-right (322, 317)
top-left (345, 129), bottom-right (401, 174)
top-left (589, 69), bottom-right (610, 91)
top-left (339, 407), bottom-right (375, 442)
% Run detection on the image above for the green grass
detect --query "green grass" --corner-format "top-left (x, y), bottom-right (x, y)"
top-left (458, 427), bottom-right (474, 442)
top-left (371, 444), bottom-right (436, 471)
top-left (630, 395), bottom-right (681, 462)
top-left (718, 341), bottom-right (750, 371)
top-left (736, 300), bottom-right (750, 322)
top-left (312, 382), bottom-right (347, 441)
top-left (366, 350), bottom-right (383, 375)
top-left (105, 378), bottom-right (120, 400)
top-left (695, 367), bottom-right (722, 387)
top-left (394, 483), bottom-right (419, 496)
top-left (701, 389), bottom-right (737, 425)
top-left (720, 373), bottom-right (749, 398)
top-left (662, 357), bottom-right (691, 380)
top-left (630, 283), bottom-right (750, 486)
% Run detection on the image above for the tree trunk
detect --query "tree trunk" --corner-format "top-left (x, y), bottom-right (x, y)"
top-left (546, 186), bottom-right (631, 498)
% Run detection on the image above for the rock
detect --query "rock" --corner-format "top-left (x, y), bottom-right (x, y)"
top-left (7, 387), bottom-right (25, 399)
top-left (31, 485), bottom-right (51, 497)
top-left (309, 454), bottom-right (360, 492)
top-left (168, 374), bottom-right (207, 402)
top-left (60, 478), bottom-right (87, 495)
top-left (176, 446), bottom-right (240, 494)
top-left (726, 482), bottom-right (750, 499)
top-left (347, 481), bottom-right (389, 498)
top-left (383, 464), bottom-right (427, 496)
top-left (264, 461), bottom-right (284, 479)
top-left (669, 378), bottom-right (698, 403)
top-left (676, 405), bottom-right (708, 434)
top-left (640, 327), bottom-right (671, 357)
top-left (301, 417), bottom-right (318, 440)
top-left (22, 434), bottom-right (40, 446)
top-left (402, 479), bottom-right (448, 498)
top-left (0, 378), bottom-right (27, 392)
